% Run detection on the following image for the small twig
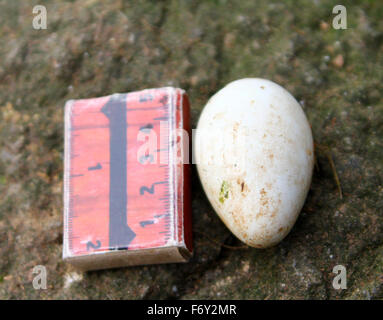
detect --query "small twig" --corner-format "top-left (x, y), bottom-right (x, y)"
top-left (315, 143), bottom-right (343, 199)
top-left (194, 230), bottom-right (249, 250)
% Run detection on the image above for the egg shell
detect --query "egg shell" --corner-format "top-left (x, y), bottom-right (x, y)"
top-left (195, 78), bottom-right (314, 248)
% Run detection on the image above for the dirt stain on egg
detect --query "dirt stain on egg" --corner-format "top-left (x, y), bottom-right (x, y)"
top-left (213, 112), bottom-right (225, 120)
top-left (219, 180), bottom-right (230, 204)
top-left (260, 188), bottom-right (268, 206)
top-left (236, 178), bottom-right (249, 196)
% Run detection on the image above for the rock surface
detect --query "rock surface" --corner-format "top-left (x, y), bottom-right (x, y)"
top-left (0, 0), bottom-right (382, 299)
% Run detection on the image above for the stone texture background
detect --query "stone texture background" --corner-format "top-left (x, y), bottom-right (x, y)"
top-left (0, 0), bottom-right (382, 299)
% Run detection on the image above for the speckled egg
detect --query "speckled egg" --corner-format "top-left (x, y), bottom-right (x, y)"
top-left (195, 78), bottom-right (314, 248)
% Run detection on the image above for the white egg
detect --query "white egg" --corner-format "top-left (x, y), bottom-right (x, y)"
top-left (195, 78), bottom-right (314, 248)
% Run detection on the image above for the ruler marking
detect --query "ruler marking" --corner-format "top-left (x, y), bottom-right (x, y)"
top-left (139, 123), bottom-right (153, 132)
top-left (70, 174), bottom-right (84, 178)
top-left (139, 220), bottom-right (155, 228)
top-left (126, 105), bottom-right (167, 112)
top-left (101, 94), bottom-right (136, 249)
top-left (88, 163), bottom-right (102, 171)
top-left (139, 92), bottom-right (154, 102)
top-left (154, 213), bottom-right (170, 218)
top-left (153, 116), bottom-right (168, 121)
top-left (71, 124), bottom-right (109, 131)
top-left (159, 95), bottom-right (168, 106)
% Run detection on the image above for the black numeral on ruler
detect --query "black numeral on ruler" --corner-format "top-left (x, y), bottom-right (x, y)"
top-left (140, 181), bottom-right (166, 195)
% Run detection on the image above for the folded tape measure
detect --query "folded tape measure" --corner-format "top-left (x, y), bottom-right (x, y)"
top-left (63, 87), bottom-right (192, 271)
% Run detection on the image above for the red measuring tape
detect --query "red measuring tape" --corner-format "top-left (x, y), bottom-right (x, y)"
top-left (63, 88), bottom-right (192, 270)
